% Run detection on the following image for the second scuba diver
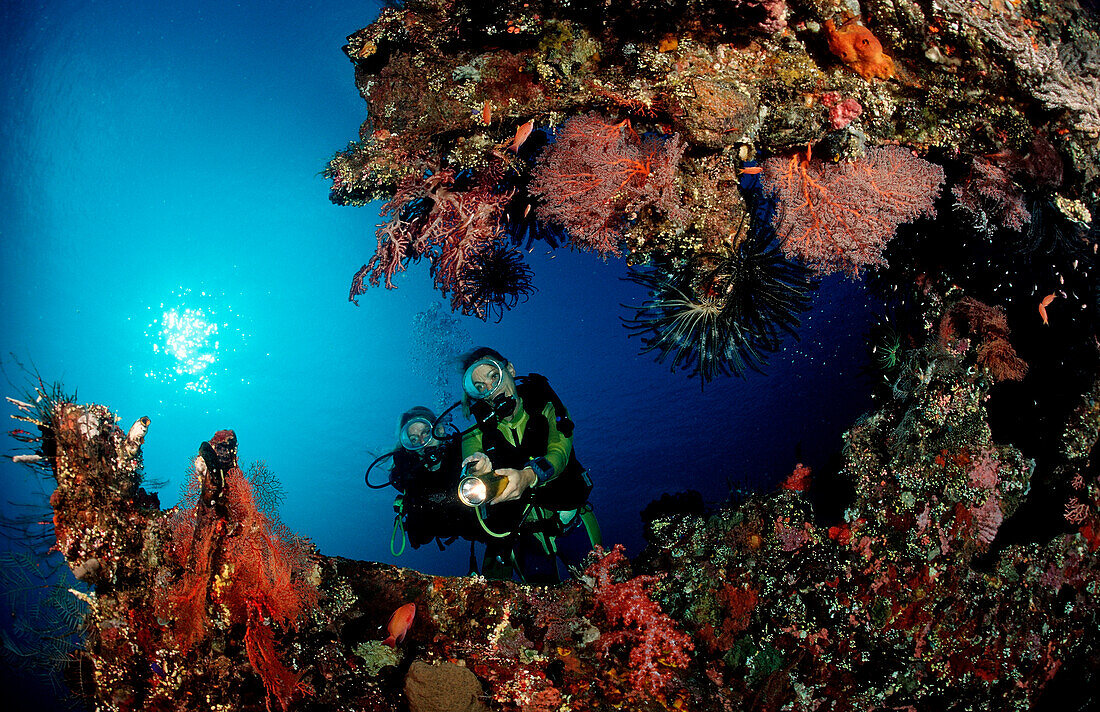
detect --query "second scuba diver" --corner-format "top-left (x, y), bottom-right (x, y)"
top-left (387, 406), bottom-right (480, 553)
top-left (458, 347), bottom-right (601, 584)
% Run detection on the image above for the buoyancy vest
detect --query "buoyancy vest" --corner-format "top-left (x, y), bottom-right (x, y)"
top-left (476, 373), bottom-right (593, 513)
top-left (391, 441), bottom-right (482, 547)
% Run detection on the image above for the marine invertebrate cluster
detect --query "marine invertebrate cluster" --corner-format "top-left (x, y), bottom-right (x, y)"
top-left (622, 206), bottom-right (816, 381)
top-left (9, 1), bottom-right (1100, 709)
top-left (528, 114), bottom-right (686, 256)
top-left (326, 0), bottom-right (1098, 396)
top-left (937, 295), bottom-right (1029, 382)
top-left (584, 545), bottom-right (694, 701)
top-left (10, 296), bottom-right (1100, 709)
top-left (761, 145), bottom-right (946, 276)
top-left (156, 435), bottom-right (318, 710)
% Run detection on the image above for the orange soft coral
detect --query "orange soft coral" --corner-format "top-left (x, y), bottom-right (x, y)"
top-left (824, 18), bottom-right (895, 80)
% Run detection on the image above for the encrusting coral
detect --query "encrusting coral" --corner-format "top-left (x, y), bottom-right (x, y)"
top-left (326, 0), bottom-right (1098, 381)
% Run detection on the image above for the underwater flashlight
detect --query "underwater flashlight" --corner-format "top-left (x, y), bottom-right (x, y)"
top-left (457, 467), bottom-right (509, 507)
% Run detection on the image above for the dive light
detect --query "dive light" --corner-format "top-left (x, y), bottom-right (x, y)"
top-left (457, 465), bottom-right (509, 507)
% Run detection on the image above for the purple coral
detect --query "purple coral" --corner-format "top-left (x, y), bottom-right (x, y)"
top-left (745, 0), bottom-right (787, 33)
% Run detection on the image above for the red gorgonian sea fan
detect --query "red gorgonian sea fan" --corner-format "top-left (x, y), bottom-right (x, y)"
top-left (349, 166), bottom-right (514, 315)
top-left (761, 145), bottom-right (945, 276)
top-left (938, 296), bottom-right (1028, 382)
top-left (529, 113), bottom-right (686, 256)
top-left (157, 436), bottom-right (318, 711)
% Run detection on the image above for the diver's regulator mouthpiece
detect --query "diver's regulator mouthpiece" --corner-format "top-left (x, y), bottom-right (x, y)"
top-left (457, 463), bottom-right (509, 507)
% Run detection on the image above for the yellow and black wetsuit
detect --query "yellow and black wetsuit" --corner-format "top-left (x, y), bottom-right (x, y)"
top-left (462, 373), bottom-right (600, 582)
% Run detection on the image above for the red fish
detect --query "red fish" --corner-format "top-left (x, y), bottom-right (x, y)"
top-left (1038, 293), bottom-right (1057, 325)
top-left (481, 100), bottom-right (492, 126)
top-left (383, 603), bottom-right (416, 647)
top-left (508, 119), bottom-right (535, 152)
top-left (739, 166), bottom-right (763, 175)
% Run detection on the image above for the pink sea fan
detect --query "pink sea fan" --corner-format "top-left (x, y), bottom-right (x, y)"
top-left (952, 155), bottom-right (1031, 232)
top-left (1064, 497), bottom-right (1089, 524)
top-left (761, 145), bottom-right (945, 276)
top-left (529, 113), bottom-right (685, 256)
top-left (971, 496), bottom-right (1004, 546)
top-left (968, 448), bottom-right (1000, 490)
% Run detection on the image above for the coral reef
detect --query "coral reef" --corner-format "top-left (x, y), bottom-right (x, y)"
top-left (5, 2), bottom-right (1098, 710)
top-left (327, 0), bottom-right (1098, 383)
top-left (8, 271), bottom-right (1099, 709)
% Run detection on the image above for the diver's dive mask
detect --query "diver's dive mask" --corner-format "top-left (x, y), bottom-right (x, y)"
top-left (463, 358), bottom-right (516, 424)
top-left (399, 416), bottom-right (438, 451)
top-left (463, 358), bottom-right (509, 400)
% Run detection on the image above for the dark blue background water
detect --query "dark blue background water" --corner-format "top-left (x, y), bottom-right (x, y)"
top-left (0, 0), bottom-right (876, 704)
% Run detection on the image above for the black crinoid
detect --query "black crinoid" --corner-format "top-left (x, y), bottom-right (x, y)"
top-left (622, 200), bottom-right (817, 382)
top-left (460, 240), bottom-right (537, 322)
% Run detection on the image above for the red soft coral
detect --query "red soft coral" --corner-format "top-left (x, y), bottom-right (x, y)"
top-left (586, 545), bottom-right (693, 700)
top-left (350, 166), bottom-right (513, 312)
top-left (156, 434), bottom-right (317, 711)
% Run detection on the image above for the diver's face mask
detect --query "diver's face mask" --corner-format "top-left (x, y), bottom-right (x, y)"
top-left (401, 417), bottom-right (449, 451)
top-left (464, 359), bottom-right (517, 424)
top-left (400, 417), bottom-right (449, 468)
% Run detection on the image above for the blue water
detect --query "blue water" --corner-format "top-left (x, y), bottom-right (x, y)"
top-left (0, 2), bottom-right (877, 700)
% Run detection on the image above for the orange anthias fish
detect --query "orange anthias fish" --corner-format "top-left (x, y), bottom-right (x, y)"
top-left (508, 119), bottom-right (535, 152)
top-left (383, 602), bottom-right (416, 647)
top-left (1038, 293), bottom-right (1057, 325)
top-left (481, 100), bottom-right (492, 126)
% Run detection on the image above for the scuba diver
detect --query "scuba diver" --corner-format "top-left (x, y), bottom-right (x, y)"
top-left (457, 347), bottom-right (601, 584)
top-left (366, 406), bottom-right (479, 554)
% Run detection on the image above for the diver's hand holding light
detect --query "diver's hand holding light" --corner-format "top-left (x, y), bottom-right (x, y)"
top-left (457, 455), bottom-right (538, 506)
top-left (489, 467), bottom-right (536, 502)
top-left (457, 455), bottom-right (509, 507)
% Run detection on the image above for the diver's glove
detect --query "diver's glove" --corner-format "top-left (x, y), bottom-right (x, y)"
top-left (393, 495), bottom-right (405, 515)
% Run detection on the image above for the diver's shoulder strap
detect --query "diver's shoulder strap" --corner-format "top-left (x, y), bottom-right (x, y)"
top-left (516, 373), bottom-right (574, 437)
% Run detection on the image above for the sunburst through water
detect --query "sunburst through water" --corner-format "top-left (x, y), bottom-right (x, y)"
top-left (142, 288), bottom-right (249, 394)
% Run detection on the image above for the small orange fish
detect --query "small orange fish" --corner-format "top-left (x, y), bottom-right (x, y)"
top-left (1038, 293), bottom-right (1057, 325)
top-left (481, 100), bottom-right (492, 126)
top-left (739, 166), bottom-right (764, 175)
top-left (383, 603), bottom-right (416, 647)
top-left (508, 119), bottom-right (535, 152)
